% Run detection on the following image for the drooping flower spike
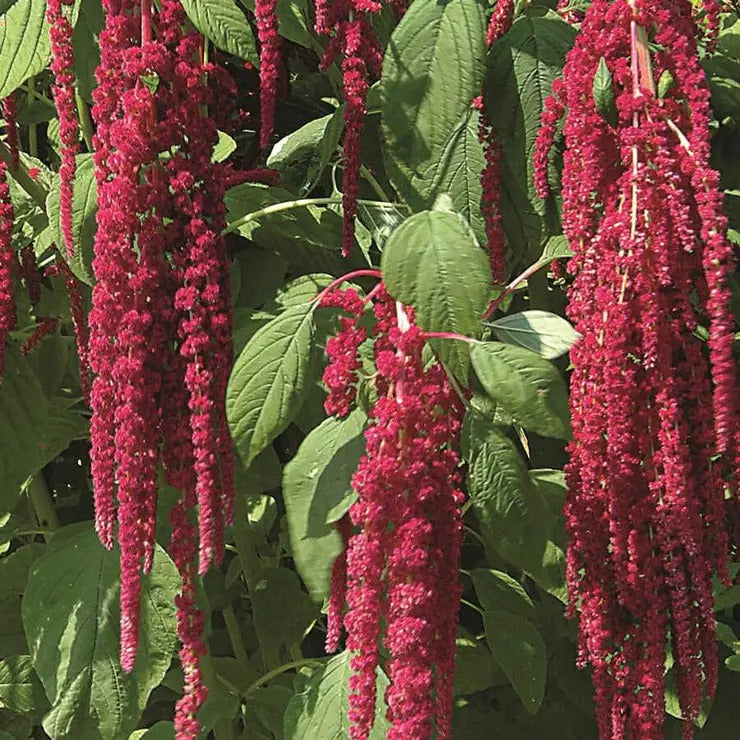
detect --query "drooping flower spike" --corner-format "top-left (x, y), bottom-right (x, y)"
top-left (535, 1), bottom-right (735, 737)
top-left (320, 283), bottom-right (465, 740)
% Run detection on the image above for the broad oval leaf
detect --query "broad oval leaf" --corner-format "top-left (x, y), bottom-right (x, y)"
top-left (381, 209), bottom-right (491, 380)
top-left (470, 341), bottom-right (571, 439)
top-left (227, 303), bottom-right (318, 467)
top-left (488, 310), bottom-right (580, 359)
top-left (283, 651), bottom-right (390, 739)
top-left (283, 410), bottom-right (366, 602)
top-left (46, 154), bottom-right (97, 285)
top-left (381, 0), bottom-right (488, 239)
top-left (180, 0), bottom-right (258, 66)
top-left (539, 234), bottom-right (571, 264)
top-left (22, 525), bottom-right (179, 740)
top-left (482, 610), bottom-right (547, 714)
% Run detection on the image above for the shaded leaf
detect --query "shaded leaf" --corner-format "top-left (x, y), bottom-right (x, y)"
top-left (22, 525), bottom-right (179, 740)
top-left (482, 610), bottom-right (547, 714)
top-left (381, 0), bottom-right (488, 240)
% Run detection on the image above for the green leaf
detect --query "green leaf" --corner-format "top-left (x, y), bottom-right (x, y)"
top-left (592, 57), bottom-right (617, 127)
top-left (72, 0), bottom-right (104, 101)
top-left (381, 0), bottom-right (488, 241)
top-left (22, 525), bottom-right (179, 740)
top-left (227, 303), bottom-right (318, 468)
top-left (469, 569), bottom-right (534, 618)
top-left (0, 0), bottom-right (50, 98)
top-left (453, 632), bottom-right (507, 696)
top-left (471, 341), bottom-right (571, 439)
top-left (657, 69), bottom-right (674, 100)
top-left (283, 651), bottom-right (390, 739)
top-left (180, 0), bottom-right (258, 66)
top-left (539, 234), bottom-right (571, 264)
top-left (485, 9), bottom-right (575, 263)
top-left (0, 543), bottom-right (44, 597)
top-left (482, 610), bottom-right (547, 714)
top-left (381, 209), bottom-right (491, 380)
top-left (488, 310), bottom-right (580, 359)
top-left (251, 567), bottom-right (319, 663)
top-left (275, 0), bottom-right (314, 48)
top-left (0, 595), bottom-right (27, 656)
top-left (213, 130), bottom-right (237, 163)
top-left (46, 154), bottom-right (97, 285)
top-left (0, 347), bottom-right (52, 511)
top-left (0, 655), bottom-right (47, 714)
top-left (130, 722), bottom-right (175, 740)
top-left (462, 413), bottom-right (552, 582)
top-left (283, 410), bottom-right (366, 602)
top-left (267, 110), bottom-right (344, 196)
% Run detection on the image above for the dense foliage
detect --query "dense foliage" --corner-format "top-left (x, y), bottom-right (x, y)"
top-left (0, 1), bottom-right (737, 739)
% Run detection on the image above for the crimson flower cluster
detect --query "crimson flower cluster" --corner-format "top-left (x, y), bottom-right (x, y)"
top-left (535, 1), bottom-right (735, 737)
top-left (90, 2), bottom-right (246, 735)
top-left (255, 0), bottom-right (281, 149)
top-left (314, 1), bottom-right (386, 256)
top-left (475, 0), bottom-right (515, 283)
top-left (320, 283), bottom-right (464, 740)
top-left (0, 156), bottom-right (15, 377)
top-left (47, 0), bottom-right (80, 258)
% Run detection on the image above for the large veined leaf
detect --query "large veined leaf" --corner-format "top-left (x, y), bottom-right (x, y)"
top-left (46, 154), bottom-right (97, 285)
top-left (462, 413), bottom-right (553, 580)
top-left (381, 0), bottom-right (488, 240)
top-left (0, 655), bottom-right (47, 714)
top-left (283, 410), bottom-right (366, 602)
top-left (488, 310), bottom-right (580, 359)
top-left (22, 525), bottom-right (179, 740)
top-left (482, 610), bottom-right (547, 714)
top-left (469, 569), bottom-right (534, 619)
top-left (180, 0), bottom-right (258, 66)
top-left (484, 8), bottom-right (575, 263)
top-left (381, 208), bottom-right (491, 380)
top-left (227, 303), bottom-right (318, 468)
top-left (283, 651), bottom-right (390, 739)
top-left (0, 0), bottom-right (50, 98)
top-left (470, 341), bottom-right (571, 439)
top-left (0, 0), bottom-right (84, 98)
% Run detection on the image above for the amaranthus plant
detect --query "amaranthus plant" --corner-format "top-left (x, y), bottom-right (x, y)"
top-left (0, 1), bottom-right (737, 739)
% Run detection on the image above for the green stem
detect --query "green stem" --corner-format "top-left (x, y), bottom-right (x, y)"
top-left (27, 476), bottom-right (60, 535)
top-left (244, 658), bottom-right (323, 697)
top-left (222, 196), bottom-right (405, 236)
top-left (359, 164), bottom-right (391, 201)
top-left (0, 139), bottom-right (48, 208)
top-left (222, 605), bottom-right (257, 683)
top-left (75, 91), bottom-right (94, 152)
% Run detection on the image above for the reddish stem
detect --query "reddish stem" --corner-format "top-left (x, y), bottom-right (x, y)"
top-left (314, 269), bottom-right (382, 305)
